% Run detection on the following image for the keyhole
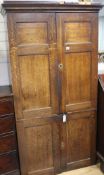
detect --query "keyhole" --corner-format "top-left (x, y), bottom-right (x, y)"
top-left (58, 63), bottom-right (63, 70)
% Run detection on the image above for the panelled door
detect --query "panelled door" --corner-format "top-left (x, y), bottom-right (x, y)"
top-left (66, 111), bottom-right (96, 169)
top-left (56, 13), bottom-right (98, 169)
top-left (8, 11), bottom-right (98, 175)
top-left (16, 116), bottom-right (62, 175)
top-left (8, 13), bottom-right (59, 120)
top-left (56, 13), bottom-right (98, 113)
top-left (8, 13), bottom-right (61, 175)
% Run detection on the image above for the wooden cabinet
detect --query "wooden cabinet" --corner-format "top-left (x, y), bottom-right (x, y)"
top-left (3, 1), bottom-right (102, 175)
top-left (97, 75), bottom-right (104, 172)
top-left (0, 86), bottom-right (20, 175)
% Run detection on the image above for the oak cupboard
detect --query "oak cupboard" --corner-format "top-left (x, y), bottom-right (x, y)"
top-left (3, 1), bottom-right (102, 175)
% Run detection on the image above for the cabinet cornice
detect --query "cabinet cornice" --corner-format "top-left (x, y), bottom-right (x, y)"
top-left (2, 1), bottom-right (103, 13)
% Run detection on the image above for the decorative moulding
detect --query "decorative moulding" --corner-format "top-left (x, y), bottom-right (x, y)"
top-left (78, 0), bottom-right (92, 5)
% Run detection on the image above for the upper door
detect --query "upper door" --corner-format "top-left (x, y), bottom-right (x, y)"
top-left (56, 13), bottom-right (98, 113)
top-left (8, 13), bottom-right (59, 119)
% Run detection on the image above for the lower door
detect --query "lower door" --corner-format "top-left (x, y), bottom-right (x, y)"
top-left (16, 116), bottom-right (62, 175)
top-left (66, 111), bottom-right (96, 170)
top-left (60, 111), bottom-right (96, 171)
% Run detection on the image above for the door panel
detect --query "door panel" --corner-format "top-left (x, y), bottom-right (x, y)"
top-left (16, 116), bottom-right (62, 175)
top-left (16, 22), bottom-right (48, 45)
top-left (65, 52), bottom-right (91, 106)
top-left (19, 55), bottom-right (50, 111)
top-left (8, 13), bottom-right (58, 119)
top-left (56, 13), bottom-right (98, 112)
top-left (66, 111), bottom-right (96, 170)
top-left (64, 22), bottom-right (91, 43)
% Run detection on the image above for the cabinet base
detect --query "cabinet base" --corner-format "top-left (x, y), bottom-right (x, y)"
top-left (2, 170), bottom-right (20, 175)
top-left (66, 158), bottom-right (96, 171)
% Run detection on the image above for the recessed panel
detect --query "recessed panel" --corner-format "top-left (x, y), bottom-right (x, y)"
top-left (19, 55), bottom-right (51, 110)
top-left (64, 22), bottom-right (91, 43)
top-left (67, 117), bottom-right (91, 162)
top-left (65, 52), bottom-right (91, 105)
top-left (17, 23), bottom-right (48, 45)
top-left (25, 124), bottom-right (53, 172)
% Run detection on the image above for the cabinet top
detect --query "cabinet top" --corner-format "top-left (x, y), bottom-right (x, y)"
top-left (2, 1), bottom-right (103, 13)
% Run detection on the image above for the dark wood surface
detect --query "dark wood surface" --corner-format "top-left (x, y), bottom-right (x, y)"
top-left (97, 75), bottom-right (104, 173)
top-left (2, 1), bottom-right (102, 12)
top-left (0, 86), bottom-right (20, 175)
top-left (3, 2), bottom-right (102, 175)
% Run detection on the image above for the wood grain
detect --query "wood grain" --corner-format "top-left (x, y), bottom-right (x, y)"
top-left (56, 13), bottom-right (98, 112)
top-left (3, 2), bottom-right (101, 175)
